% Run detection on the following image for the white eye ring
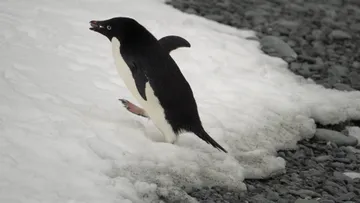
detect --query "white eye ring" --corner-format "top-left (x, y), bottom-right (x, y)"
top-left (107, 25), bottom-right (111, 30)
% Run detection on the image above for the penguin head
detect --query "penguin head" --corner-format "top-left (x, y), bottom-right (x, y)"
top-left (89, 17), bottom-right (144, 42)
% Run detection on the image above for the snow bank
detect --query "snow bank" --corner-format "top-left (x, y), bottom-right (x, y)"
top-left (1, 0), bottom-right (360, 202)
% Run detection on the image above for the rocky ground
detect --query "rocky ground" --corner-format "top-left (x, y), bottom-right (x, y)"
top-left (165, 0), bottom-right (360, 202)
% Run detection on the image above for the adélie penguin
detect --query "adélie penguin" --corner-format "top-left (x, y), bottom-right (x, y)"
top-left (89, 17), bottom-right (227, 153)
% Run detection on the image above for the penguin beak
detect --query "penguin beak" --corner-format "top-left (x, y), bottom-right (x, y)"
top-left (89, 20), bottom-right (104, 33)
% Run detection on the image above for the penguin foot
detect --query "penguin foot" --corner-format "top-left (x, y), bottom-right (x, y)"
top-left (118, 99), bottom-right (149, 118)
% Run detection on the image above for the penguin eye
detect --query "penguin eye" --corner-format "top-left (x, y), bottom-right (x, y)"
top-left (107, 25), bottom-right (112, 30)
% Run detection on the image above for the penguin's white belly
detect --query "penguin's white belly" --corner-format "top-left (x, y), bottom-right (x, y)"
top-left (111, 38), bottom-right (177, 143)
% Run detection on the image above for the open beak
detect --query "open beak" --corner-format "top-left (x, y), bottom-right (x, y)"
top-left (89, 20), bottom-right (104, 32)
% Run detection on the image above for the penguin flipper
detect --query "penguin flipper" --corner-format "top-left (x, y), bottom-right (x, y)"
top-left (159, 35), bottom-right (191, 54)
top-left (128, 61), bottom-right (148, 101)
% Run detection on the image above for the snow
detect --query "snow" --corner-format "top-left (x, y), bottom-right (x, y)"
top-left (1, 0), bottom-right (360, 202)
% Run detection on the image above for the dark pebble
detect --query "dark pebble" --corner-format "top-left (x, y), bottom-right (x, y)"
top-left (349, 71), bottom-right (360, 89)
top-left (330, 162), bottom-right (345, 168)
top-left (266, 190), bottom-right (280, 201)
top-left (294, 199), bottom-right (320, 203)
top-left (323, 186), bottom-right (339, 196)
top-left (333, 157), bottom-right (351, 163)
top-left (319, 200), bottom-right (335, 203)
top-left (333, 171), bottom-right (354, 185)
top-left (337, 192), bottom-right (356, 201)
top-left (329, 65), bottom-right (349, 77)
top-left (315, 129), bottom-right (358, 146)
top-left (352, 61), bottom-right (360, 69)
top-left (329, 29), bottom-right (352, 39)
top-left (315, 155), bottom-right (332, 162)
top-left (333, 83), bottom-right (354, 91)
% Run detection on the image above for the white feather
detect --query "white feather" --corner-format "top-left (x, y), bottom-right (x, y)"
top-left (111, 37), bottom-right (177, 143)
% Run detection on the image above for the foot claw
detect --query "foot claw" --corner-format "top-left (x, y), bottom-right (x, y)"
top-left (118, 98), bottom-right (128, 105)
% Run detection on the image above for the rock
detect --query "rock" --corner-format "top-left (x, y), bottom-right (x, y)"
top-left (343, 172), bottom-right (360, 180)
top-left (319, 200), bottom-right (335, 203)
top-left (276, 186), bottom-right (288, 195)
top-left (274, 19), bottom-right (299, 30)
top-left (266, 191), bottom-right (280, 201)
top-left (351, 61), bottom-right (360, 69)
top-left (334, 157), bottom-right (351, 164)
top-left (335, 150), bottom-right (346, 158)
top-left (333, 171), bottom-right (354, 184)
top-left (296, 189), bottom-right (321, 197)
top-left (314, 129), bottom-right (358, 146)
top-left (244, 9), bottom-right (269, 18)
top-left (260, 36), bottom-right (297, 61)
top-left (286, 4), bottom-right (307, 13)
top-left (321, 194), bottom-right (337, 202)
top-left (311, 29), bottom-right (322, 40)
top-left (348, 71), bottom-right (360, 89)
top-left (297, 64), bottom-right (312, 77)
top-left (306, 168), bottom-right (323, 176)
top-left (324, 181), bottom-right (342, 195)
top-left (333, 83), bottom-right (354, 91)
top-left (315, 57), bottom-right (324, 65)
top-left (337, 192), bottom-right (356, 201)
top-left (290, 62), bottom-right (302, 71)
top-left (312, 41), bottom-right (325, 56)
top-left (328, 0), bottom-right (344, 6)
top-left (328, 75), bottom-right (342, 87)
top-left (308, 64), bottom-right (324, 72)
top-left (348, 0), bottom-right (360, 5)
top-left (252, 16), bottom-right (267, 25)
top-left (329, 65), bottom-right (349, 77)
top-left (347, 183), bottom-right (355, 192)
top-left (330, 162), bottom-right (345, 169)
top-left (247, 184), bottom-right (256, 191)
top-left (329, 30), bottom-right (352, 40)
top-left (251, 194), bottom-right (274, 203)
top-left (298, 55), bottom-right (317, 64)
top-left (350, 23), bottom-right (360, 32)
top-left (294, 198), bottom-right (319, 203)
top-left (343, 146), bottom-right (360, 154)
top-left (204, 14), bottom-right (223, 22)
top-left (185, 8), bottom-right (197, 15)
top-left (346, 153), bottom-right (357, 162)
top-left (315, 155), bottom-right (332, 162)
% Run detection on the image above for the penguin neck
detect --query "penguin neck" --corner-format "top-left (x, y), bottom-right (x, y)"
top-left (111, 37), bottom-right (121, 50)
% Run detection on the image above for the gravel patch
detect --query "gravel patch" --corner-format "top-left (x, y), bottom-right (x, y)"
top-left (166, 0), bottom-right (360, 202)
top-left (187, 138), bottom-right (360, 203)
top-left (166, 0), bottom-right (360, 91)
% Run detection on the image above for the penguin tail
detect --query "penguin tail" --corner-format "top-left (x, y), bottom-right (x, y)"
top-left (193, 127), bottom-right (228, 153)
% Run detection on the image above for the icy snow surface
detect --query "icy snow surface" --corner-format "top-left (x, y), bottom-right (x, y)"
top-left (1, 0), bottom-right (360, 202)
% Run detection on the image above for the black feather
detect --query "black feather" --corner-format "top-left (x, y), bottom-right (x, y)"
top-left (193, 127), bottom-right (228, 153)
top-left (158, 35), bottom-right (191, 53)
